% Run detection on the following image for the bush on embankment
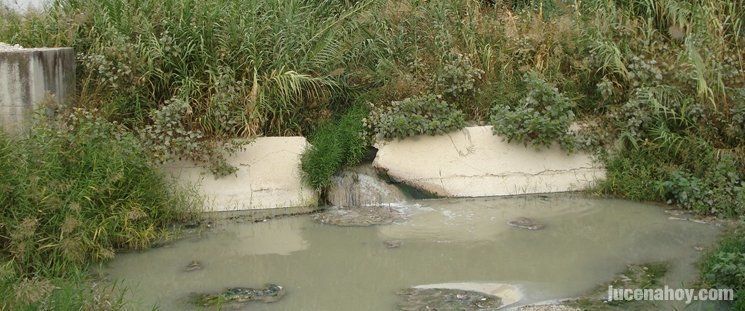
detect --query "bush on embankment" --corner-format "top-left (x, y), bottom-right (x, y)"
top-left (0, 110), bottom-right (196, 309)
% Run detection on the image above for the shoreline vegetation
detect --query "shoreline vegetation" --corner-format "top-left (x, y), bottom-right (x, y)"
top-left (1, 0), bottom-right (743, 309)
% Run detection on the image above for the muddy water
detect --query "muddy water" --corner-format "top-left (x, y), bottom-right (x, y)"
top-left (104, 196), bottom-right (720, 310)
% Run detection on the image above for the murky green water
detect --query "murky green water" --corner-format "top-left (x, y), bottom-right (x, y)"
top-left (104, 196), bottom-right (720, 310)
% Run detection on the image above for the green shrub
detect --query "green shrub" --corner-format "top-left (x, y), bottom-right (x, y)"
top-left (301, 105), bottom-right (369, 189)
top-left (729, 94), bottom-right (745, 143)
top-left (436, 52), bottom-right (484, 100)
top-left (138, 96), bottom-right (242, 177)
top-left (701, 226), bottom-right (745, 309)
top-left (663, 171), bottom-right (710, 211)
top-left (489, 72), bottom-right (576, 150)
top-left (663, 156), bottom-right (744, 217)
top-left (365, 94), bottom-right (466, 141)
top-left (0, 110), bottom-right (196, 279)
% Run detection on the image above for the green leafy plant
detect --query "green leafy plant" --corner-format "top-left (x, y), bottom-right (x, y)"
top-left (663, 171), bottom-right (710, 212)
top-left (701, 226), bottom-right (745, 310)
top-left (0, 0), bottom-right (371, 137)
top-left (138, 96), bottom-right (243, 177)
top-left (663, 156), bottom-right (744, 217)
top-left (436, 52), bottom-right (484, 100)
top-left (489, 72), bottom-right (576, 150)
top-left (365, 94), bottom-right (466, 141)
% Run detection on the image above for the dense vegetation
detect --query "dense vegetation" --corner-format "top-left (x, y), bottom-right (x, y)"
top-left (0, 111), bottom-right (196, 309)
top-left (365, 94), bottom-right (466, 141)
top-left (701, 225), bottom-right (745, 310)
top-left (2, 0), bottom-right (743, 209)
top-left (1, 0), bottom-right (744, 308)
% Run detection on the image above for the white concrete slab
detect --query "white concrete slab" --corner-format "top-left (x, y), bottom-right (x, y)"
top-left (373, 126), bottom-right (605, 197)
top-left (164, 137), bottom-right (319, 213)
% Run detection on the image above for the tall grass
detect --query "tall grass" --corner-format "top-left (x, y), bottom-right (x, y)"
top-left (301, 105), bottom-right (369, 190)
top-left (1, 0), bottom-right (372, 136)
top-left (0, 110), bottom-right (196, 309)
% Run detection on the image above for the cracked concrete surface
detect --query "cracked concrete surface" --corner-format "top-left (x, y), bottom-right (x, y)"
top-left (373, 126), bottom-right (606, 197)
top-left (164, 137), bottom-right (319, 213)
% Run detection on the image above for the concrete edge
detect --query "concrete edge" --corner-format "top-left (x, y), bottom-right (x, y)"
top-left (202, 205), bottom-right (321, 221)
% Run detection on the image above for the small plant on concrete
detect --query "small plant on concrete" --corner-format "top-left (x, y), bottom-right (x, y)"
top-left (489, 72), bottom-right (576, 150)
top-left (365, 94), bottom-right (466, 141)
top-left (138, 96), bottom-right (241, 177)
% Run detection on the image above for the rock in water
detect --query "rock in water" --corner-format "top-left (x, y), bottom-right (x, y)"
top-left (191, 283), bottom-right (285, 306)
top-left (384, 240), bottom-right (403, 249)
top-left (413, 283), bottom-right (522, 308)
top-left (398, 288), bottom-right (502, 310)
top-left (508, 217), bottom-right (545, 230)
top-left (313, 206), bottom-right (404, 227)
top-left (184, 260), bottom-right (202, 272)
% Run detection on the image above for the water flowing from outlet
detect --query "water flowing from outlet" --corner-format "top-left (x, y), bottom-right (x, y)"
top-left (326, 164), bottom-right (407, 207)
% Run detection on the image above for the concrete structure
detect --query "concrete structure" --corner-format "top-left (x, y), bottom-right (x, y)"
top-left (2, 0), bottom-right (49, 13)
top-left (0, 45), bottom-right (75, 134)
top-left (373, 126), bottom-right (605, 197)
top-left (164, 137), bottom-right (319, 213)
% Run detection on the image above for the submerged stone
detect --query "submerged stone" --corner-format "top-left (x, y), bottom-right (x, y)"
top-left (397, 287), bottom-right (502, 310)
top-left (413, 283), bottom-right (522, 307)
top-left (191, 283), bottom-right (285, 306)
top-left (184, 260), bottom-right (202, 272)
top-left (384, 240), bottom-right (403, 249)
top-left (313, 206), bottom-right (404, 227)
top-left (508, 217), bottom-right (545, 230)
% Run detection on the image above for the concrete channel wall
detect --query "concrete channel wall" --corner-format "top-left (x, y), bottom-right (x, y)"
top-left (0, 46), bottom-right (75, 134)
top-left (373, 126), bottom-right (606, 197)
top-left (2, 0), bottom-right (49, 13)
top-left (164, 137), bottom-right (320, 213)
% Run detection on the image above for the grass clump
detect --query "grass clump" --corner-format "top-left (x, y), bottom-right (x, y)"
top-left (0, 272), bottom-right (127, 310)
top-left (301, 105), bottom-right (370, 189)
top-left (0, 110), bottom-right (196, 309)
top-left (569, 262), bottom-right (670, 310)
top-left (365, 94), bottom-right (466, 141)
